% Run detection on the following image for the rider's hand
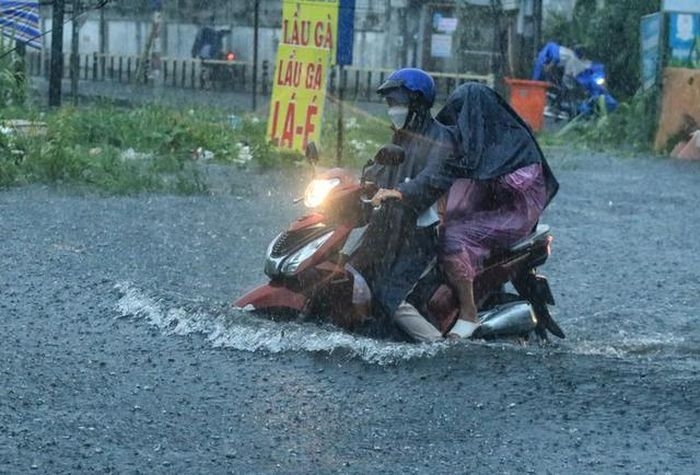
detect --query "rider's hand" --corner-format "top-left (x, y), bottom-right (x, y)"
top-left (371, 188), bottom-right (403, 207)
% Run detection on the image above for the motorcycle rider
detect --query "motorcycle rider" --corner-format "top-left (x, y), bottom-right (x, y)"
top-left (532, 41), bottom-right (591, 81)
top-left (191, 19), bottom-right (220, 60)
top-left (191, 17), bottom-right (233, 90)
top-left (348, 68), bottom-right (456, 341)
top-left (373, 82), bottom-right (559, 339)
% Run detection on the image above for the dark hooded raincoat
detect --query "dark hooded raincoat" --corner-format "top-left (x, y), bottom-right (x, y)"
top-left (398, 82), bottom-right (559, 281)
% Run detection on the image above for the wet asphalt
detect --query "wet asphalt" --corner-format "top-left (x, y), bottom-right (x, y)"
top-left (1, 148), bottom-right (699, 474)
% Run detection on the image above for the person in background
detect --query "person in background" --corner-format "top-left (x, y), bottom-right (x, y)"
top-left (191, 14), bottom-right (219, 60)
top-left (532, 41), bottom-right (591, 81)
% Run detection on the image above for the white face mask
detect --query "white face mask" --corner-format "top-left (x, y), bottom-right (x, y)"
top-left (387, 106), bottom-right (409, 129)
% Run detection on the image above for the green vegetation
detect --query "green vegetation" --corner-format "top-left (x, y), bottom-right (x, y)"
top-left (539, 89), bottom-right (659, 154)
top-left (321, 101), bottom-right (393, 167)
top-left (2, 35), bottom-right (302, 194)
top-left (1, 93), bottom-right (396, 194)
top-left (0, 42), bottom-right (26, 108)
top-left (0, 102), bottom-right (298, 193)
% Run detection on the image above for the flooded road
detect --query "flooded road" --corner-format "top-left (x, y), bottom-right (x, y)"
top-left (1, 149), bottom-right (698, 474)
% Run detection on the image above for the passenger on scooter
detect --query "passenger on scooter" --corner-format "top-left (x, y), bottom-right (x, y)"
top-left (348, 68), bottom-right (456, 340)
top-left (373, 83), bottom-right (559, 339)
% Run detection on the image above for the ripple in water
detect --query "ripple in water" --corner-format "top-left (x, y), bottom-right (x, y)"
top-left (560, 332), bottom-right (697, 372)
top-left (114, 282), bottom-right (446, 365)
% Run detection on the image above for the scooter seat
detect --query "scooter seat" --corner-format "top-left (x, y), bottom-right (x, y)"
top-left (509, 224), bottom-right (550, 253)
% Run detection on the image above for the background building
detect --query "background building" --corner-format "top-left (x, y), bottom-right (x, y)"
top-left (39, 1), bottom-right (576, 77)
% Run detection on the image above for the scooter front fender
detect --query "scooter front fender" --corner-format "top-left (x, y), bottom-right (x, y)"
top-left (234, 282), bottom-right (308, 312)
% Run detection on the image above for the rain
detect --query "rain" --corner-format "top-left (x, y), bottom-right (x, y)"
top-left (1, 1), bottom-right (698, 473)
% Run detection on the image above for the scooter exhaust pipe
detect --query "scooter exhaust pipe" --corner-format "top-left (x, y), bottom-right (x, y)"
top-left (473, 301), bottom-right (537, 339)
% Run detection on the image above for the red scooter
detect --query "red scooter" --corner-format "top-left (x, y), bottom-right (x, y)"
top-left (235, 143), bottom-right (565, 342)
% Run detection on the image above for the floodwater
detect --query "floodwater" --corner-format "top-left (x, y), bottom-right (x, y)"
top-left (1, 149), bottom-right (698, 474)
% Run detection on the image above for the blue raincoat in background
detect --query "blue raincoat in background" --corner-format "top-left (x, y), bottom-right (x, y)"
top-left (0, 0), bottom-right (42, 50)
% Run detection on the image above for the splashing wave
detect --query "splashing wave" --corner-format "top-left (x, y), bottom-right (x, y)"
top-left (114, 282), bottom-right (446, 365)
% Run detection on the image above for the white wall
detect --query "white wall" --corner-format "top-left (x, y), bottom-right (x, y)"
top-left (40, 19), bottom-right (388, 69)
top-left (542, 0), bottom-right (576, 19)
top-left (109, 20), bottom-right (149, 56)
top-left (43, 19), bottom-right (101, 54)
top-left (164, 23), bottom-right (198, 58)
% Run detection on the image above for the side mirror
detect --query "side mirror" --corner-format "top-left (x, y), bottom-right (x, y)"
top-left (305, 141), bottom-right (319, 166)
top-left (374, 144), bottom-right (405, 166)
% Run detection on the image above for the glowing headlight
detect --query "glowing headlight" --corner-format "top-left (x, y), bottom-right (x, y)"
top-left (281, 231), bottom-right (334, 274)
top-left (303, 178), bottom-right (340, 208)
top-left (595, 77), bottom-right (605, 86)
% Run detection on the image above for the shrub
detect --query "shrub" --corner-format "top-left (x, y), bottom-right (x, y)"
top-left (545, 89), bottom-right (659, 153)
top-left (0, 103), bottom-right (295, 193)
top-left (321, 102), bottom-right (393, 167)
top-left (0, 37), bottom-right (29, 106)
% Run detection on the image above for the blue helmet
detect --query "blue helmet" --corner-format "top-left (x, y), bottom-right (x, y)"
top-left (377, 68), bottom-right (436, 107)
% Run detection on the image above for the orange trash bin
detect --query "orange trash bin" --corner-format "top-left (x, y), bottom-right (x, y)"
top-left (504, 78), bottom-right (549, 133)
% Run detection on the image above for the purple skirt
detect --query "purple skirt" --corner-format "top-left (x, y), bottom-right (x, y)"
top-left (439, 163), bottom-right (547, 280)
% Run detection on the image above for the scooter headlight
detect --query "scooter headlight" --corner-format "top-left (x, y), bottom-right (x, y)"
top-left (303, 178), bottom-right (340, 208)
top-left (281, 231), bottom-right (334, 275)
top-left (595, 76), bottom-right (605, 86)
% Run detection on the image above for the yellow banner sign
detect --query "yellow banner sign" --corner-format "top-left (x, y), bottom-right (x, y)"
top-left (267, 45), bottom-right (331, 151)
top-left (282, 0), bottom-right (338, 62)
top-left (267, 0), bottom-right (339, 152)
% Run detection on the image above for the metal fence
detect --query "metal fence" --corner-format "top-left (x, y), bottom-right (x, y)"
top-left (328, 67), bottom-right (494, 102)
top-left (25, 52), bottom-right (494, 103)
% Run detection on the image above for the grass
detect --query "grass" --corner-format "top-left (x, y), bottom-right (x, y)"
top-left (1, 99), bottom-right (392, 194)
top-left (321, 99), bottom-right (394, 168)
top-left (1, 66), bottom-right (664, 195)
top-left (0, 101), bottom-right (296, 194)
top-left (537, 90), bottom-right (660, 156)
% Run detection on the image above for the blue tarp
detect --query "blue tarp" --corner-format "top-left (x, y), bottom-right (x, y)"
top-left (0, 0), bottom-right (42, 50)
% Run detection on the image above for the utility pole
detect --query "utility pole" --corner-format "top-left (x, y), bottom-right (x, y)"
top-left (49, 0), bottom-right (66, 107)
top-left (99, 2), bottom-right (107, 54)
top-left (252, 0), bottom-right (260, 111)
top-left (533, 0), bottom-right (542, 54)
top-left (491, 0), bottom-right (505, 92)
top-left (70, 0), bottom-right (82, 106)
top-left (336, 67), bottom-right (344, 165)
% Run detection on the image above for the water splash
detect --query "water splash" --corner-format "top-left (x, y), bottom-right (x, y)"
top-left (114, 282), bottom-right (446, 365)
top-left (113, 282), bottom-right (696, 368)
top-left (565, 332), bottom-right (691, 361)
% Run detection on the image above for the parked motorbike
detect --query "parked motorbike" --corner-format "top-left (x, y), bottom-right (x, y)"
top-left (234, 142), bottom-right (565, 343)
top-left (545, 62), bottom-right (618, 121)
